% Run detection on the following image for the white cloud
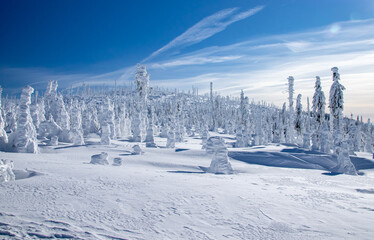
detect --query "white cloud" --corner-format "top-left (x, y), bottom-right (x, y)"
top-left (150, 55), bottom-right (243, 69)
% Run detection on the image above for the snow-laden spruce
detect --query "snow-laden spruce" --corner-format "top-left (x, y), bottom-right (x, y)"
top-left (329, 67), bottom-right (357, 175)
top-left (206, 136), bottom-right (233, 174)
top-left (14, 86), bottom-right (38, 153)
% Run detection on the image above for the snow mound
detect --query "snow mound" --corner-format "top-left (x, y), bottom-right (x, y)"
top-left (13, 169), bottom-right (40, 180)
top-left (90, 152), bottom-right (109, 165)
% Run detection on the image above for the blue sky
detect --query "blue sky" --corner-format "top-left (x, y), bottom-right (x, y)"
top-left (1, 0), bottom-right (374, 120)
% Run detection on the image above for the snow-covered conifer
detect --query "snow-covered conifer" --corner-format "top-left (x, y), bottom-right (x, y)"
top-left (201, 125), bottom-right (209, 149)
top-left (312, 76), bottom-right (326, 125)
top-left (0, 86), bottom-right (8, 148)
top-left (70, 99), bottom-right (84, 145)
top-left (166, 124), bottom-right (176, 148)
top-left (364, 119), bottom-right (373, 153)
top-left (295, 94), bottom-right (303, 145)
top-left (100, 124), bottom-right (111, 145)
top-left (303, 97), bottom-right (311, 149)
top-left (14, 86), bottom-right (38, 153)
top-left (100, 97), bottom-right (116, 141)
top-left (145, 104), bottom-right (156, 147)
top-left (329, 67), bottom-right (356, 175)
top-left (286, 76), bottom-right (295, 144)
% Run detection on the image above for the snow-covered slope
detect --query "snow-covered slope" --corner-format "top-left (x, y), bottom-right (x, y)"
top-left (0, 134), bottom-right (374, 239)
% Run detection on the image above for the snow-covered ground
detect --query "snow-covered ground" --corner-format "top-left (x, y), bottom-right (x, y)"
top-left (1, 134), bottom-right (374, 239)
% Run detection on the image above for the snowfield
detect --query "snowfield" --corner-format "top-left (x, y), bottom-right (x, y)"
top-left (1, 134), bottom-right (374, 240)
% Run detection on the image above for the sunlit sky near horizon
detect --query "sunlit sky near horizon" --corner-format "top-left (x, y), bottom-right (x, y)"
top-left (1, 0), bottom-right (374, 120)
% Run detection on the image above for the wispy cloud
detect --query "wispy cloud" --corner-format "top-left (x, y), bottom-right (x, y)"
top-left (150, 55), bottom-right (243, 69)
top-left (142, 6), bottom-right (264, 63)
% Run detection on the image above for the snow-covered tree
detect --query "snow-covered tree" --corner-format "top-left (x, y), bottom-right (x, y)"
top-left (286, 76), bottom-right (295, 144)
top-left (312, 76), bottom-right (326, 126)
top-left (0, 86), bottom-right (8, 149)
top-left (14, 86), bottom-right (38, 153)
top-left (364, 119), bottom-right (373, 153)
top-left (70, 99), bottom-right (84, 145)
top-left (295, 94), bottom-right (303, 145)
top-left (201, 125), bottom-right (209, 149)
top-left (145, 104), bottom-right (156, 147)
top-left (329, 67), bottom-right (356, 175)
top-left (166, 123), bottom-right (176, 148)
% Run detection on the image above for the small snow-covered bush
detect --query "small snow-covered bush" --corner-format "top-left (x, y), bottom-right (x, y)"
top-left (0, 159), bottom-right (15, 183)
top-left (90, 152), bottom-right (109, 165)
top-left (113, 157), bottom-right (122, 166)
top-left (206, 136), bottom-right (233, 174)
top-left (132, 145), bottom-right (143, 155)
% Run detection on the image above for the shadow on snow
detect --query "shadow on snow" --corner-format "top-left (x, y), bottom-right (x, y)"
top-left (229, 147), bottom-right (374, 173)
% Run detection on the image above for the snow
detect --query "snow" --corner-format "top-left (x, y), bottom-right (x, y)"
top-left (1, 134), bottom-right (374, 239)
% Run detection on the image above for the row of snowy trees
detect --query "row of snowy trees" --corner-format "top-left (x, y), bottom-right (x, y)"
top-left (0, 65), bottom-right (372, 174)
